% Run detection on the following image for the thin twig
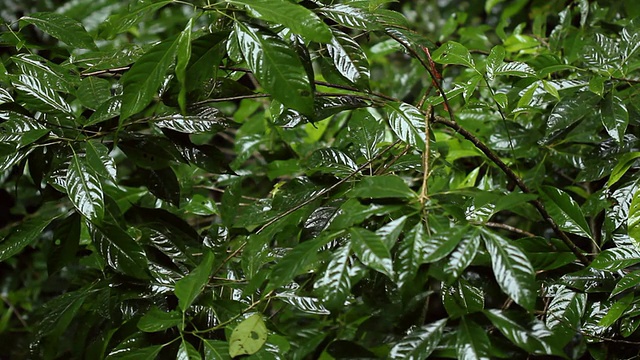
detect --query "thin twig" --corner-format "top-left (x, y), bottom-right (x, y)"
top-left (484, 222), bottom-right (536, 238)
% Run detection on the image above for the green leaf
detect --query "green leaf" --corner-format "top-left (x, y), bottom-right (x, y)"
top-left (326, 29), bottom-right (370, 89)
top-left (591, 246), bottom-right (640, 271)
top-left (229, 314), bottom-right (268, 357)
top-left (99, 0), bottom-right (172, 39)
top-left (276, 293), bottom-right (330, 315)
top-left (319, 4), bottom-right (382, 31)
top-left (385, 102), bottom-right (426, 149)
top-left (423, 226), bottom-right (467, 263)
top-left (178, 340), bottom-right (202, 360)
top-left (442, 279), bottom-right (484, 318)
top-left (267, 234), bottom-right (333, 291)
top-left (0, 205), bottom-right (61, 262)
top-left (350, 227), bottom-right (394, 278)
top-left (12, 74), bottom-right (73, 114)
top-left (612, 269), bottom-right (640, 298)
top-left (175, 251), bottom-right (214, 311)
top-left (11, 53), bottom-right (76, 93)
top-left (600, 92), bottom-right (628, 143)
top-left (395, 222), bottom-right (426, 287)
top-left (234, 22), bottom-right (314, 116)
top-left (66, 151), bottom-right (104, 222)
top-left (91, 224), bottom-right (149, 278)
top-left (84, 141), bottom-right (117, 182)
top-left (155, 113), bottom-right (228, 134)
top-left (0, 112), bottom-right (49, 150)
top-left (456, 317), bottom-right (491, 360)
top-left (485, 45), bottom-right (505, 79)
top-left (431, 41), bottom-right (475, 69)
top-left (539, 185), bottom-right (593, 240)
top-left (308, 148), bottom-right (358, 177)
top-left (19, 12), bottom-right (97, 50)
top-left (120, 37), bottom-right (179, 120)
top-left (229, 0), bottom-right (332, 43)
top-left (77, 77), bottom-right (111, 110)
top-left (493, 61), bottom-right (536, 77)
top-left (598, 293), bottom-right (633, 328)
top-left (348, 175), bottom-right (415, 199)
top-left (34, 288), bottom-right (88, 340)
top-left (315, 242), bottom-right (352, 309)
top-left (107, 345), bottom-right (163, 359)
top-left (176, 19), bottom-right (193, 114)
top-left (484, 310), bottom-right (561, 355)
top-left (376, 215), bottom-right (407, 250)
top-left (443, 233), bottom-right (481, 283)
top-left (204, 340), bottom-right (231, 360)
top-left (608, 152), bottom-right (640, 187)
top-left (545, 286), bottom-right (587, 343)
top-left (137, 307), bottom-right (182, 332)
top-left (389, 319), bottom-right (446, 359)
top-left (482, 229), bottom-right (536, 311)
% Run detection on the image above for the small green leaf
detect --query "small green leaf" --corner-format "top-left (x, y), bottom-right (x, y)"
top-left (91, 224), bottom-right (149, 278)
top-left (326, 29), bottom-right (370, 89)
top-left (423, 226), bottom-right (467, 263)
top-left (267, 235), bottom-right (333, 291)
top-left (442, 279), bottom-right (484, 318)
top-left (598, 293), bottom-right (633, 328)
top-left (443, 233), bottom-right (481, 283)
top-left (228, 314), bottom-right (268, 357)
top-left (600, 92), bottom-right (629, 143)
top-left (120, 37), bottom-right (179, 120)
top-left (319, 4), bottom-right (382, 30)
top-left (494, 61), bottom-right (537, 77)
top-left (77, 77), bottom-right (111, 110)
top-left (485, 45), bottom-right (505, 79)
top-left (539, 185), bottom-right (593, 240)
top-left (177, 340), bottom-right (202, 360)
top-left (176, 19), bottom-right (193, 114)
top-left (203, 340), bottom-right (231, 360)
top-left (395, 222), bottom-right (426, 287)
top-left (19, 12), bottom-right (97, 50)
top-left (99, 0), bottom-right (172, 39)
top-left (348, 175), bottom-right (415, 199)
top-left (628, 188), bottom-right (640, 245)
top-left (484, 310), bottom-right (562, 355)
top-left (137, 307), bottom-right (182, 332)
top-left (482, 229), bottom-right (536, 311)
top-left (385, 102), bottom-right (426, 149)
top-left (229, 0), bottom-right (332, 43)
top-left (308, 148), bottom-right (358, 177)
top-left (609, 152), bottom-right (640, 187)
top-left (175, 251), bottom-right (214, 311)
top-left (106, 345), bottom-right (163, 359)
top-left (545, 286), bottom-right (587, 344)
top-left (612, 269), bottom-right (640, 298)
top-left (66, 151), bottom-right (104, 222)
top-left (431, 41), bottom-right (475, 69)
top-left (456, 317), bottom-right (491, 360)
top-left (0, 205), bottom-right (61, 262)
top-left (591, 246), bottom-right (640, 271)
top-left (0, 112), bottom-right (49, 149)
top-left (389, 319), bottom-right (446, 359)
top-left (350, 227), bottom-right (394, 278)
top-left (315, 243), bottom-right (352, 309)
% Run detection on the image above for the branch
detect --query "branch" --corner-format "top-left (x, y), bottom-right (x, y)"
top-left (432, 116), bottom-right (590, 266)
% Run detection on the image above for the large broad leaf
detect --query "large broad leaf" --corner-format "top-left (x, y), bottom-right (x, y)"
top-left (19, 12), bottom-right (97, 50)
top-left (347, 109), bottom-right (385, 161)
top-left (628, 188), bottom-right (640, 245)
top-left (0, 204), bottom-right (61, 262)
top-left (608, 152), bottom-right (640, 188)
top-left (545, 286), bottom-right (587, 344)
top-left (443, 232), bottom-right (481, 284)
top-left (319, 4), bottom-right (382, 31)
top-left (484, 310), bottom-right (563, 355)
top-left (590, 245), bottom-right (640, 271)
top-left (0, 112), bottom-right (49, 149)
top-left (174, 251), bottom-right (214, 311)
top-left (388, 319), bottom-right (446, 359)
top-left (276, 293), bottom-right (330, 315)
top-left (229, 314), bottom-right (268, 357)
top-left (600, 92), bottom-right (628, 143)
top-left (395, 222), bottom-right (426, 287)
top-left (234, 22), bottom-right (314, 116)
top-left (177, 340), bottom-right (201, 360)
top-left (431, 41), bottom-right (475, 69)
top-left (308, 148), bottom-right (358, 177)
top-left (267, 235), bottom-right (334, 291)
top-left (542, 92), bottom-right (599, 143)
top-left (229, 0), bottom-right (332, 43)
top-left (482, 229), bottom-right (536, 311)
top-left (348, 175), bottom-right (415, 199)
top-left (91, 224), bottom-right (149, 278)
top-left (66, 151), bottom-right (104, 222)
top-left (99, 0), bottom-right (173, 38)
top-left (349, 227), bottom-right (394, 278)
top-left (11, 53), bottom-right (76, 93)
top-left (456, 317), bottom-right (491, 360)
top-left (155, 114), bottom-right (228, 134)
top-left (442, 279), bottom-right (484, 318)
top-left (12, 74), bottom-right (73, 114)
top-left (204, 340), bottom-right (231, 360)
top-left (137, 307), bottom-right (182, 332)
top-left (539, 185), bottom-right (593, 240)
top-left (315, 243), bottom-right (353, 309)
top-left (33, 287), bottom-right (89, 340)
top-left (326, 29), bottom-right (370, 89)
top-left (612, 269), bottom-right (640, 297)
top-left (120, 37), bottom-right (179, 120)
top-left (77, 77), bottom-right (111, 109)
top-left (422, 226), bottom-right (467, 263)
top-left (385, 102), bottom-right (426, 150)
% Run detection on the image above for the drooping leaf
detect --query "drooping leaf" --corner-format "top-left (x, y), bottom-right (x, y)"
top-left (349, 227), bottom-right (394, 278)
top-left (315, 242), bottom-right (352, 309)
top-left (19, 12), bottom-right (97, 50)
top-left (598, 293), bottom-right (633, 328)
top-left (229, 314), bottom-right (268, 357)
top-left (395, 222), bottom-right (426, 287)
top-left (177, 339), bottom-right (201, 360)
top-left (326, 29), bottom-right (370, 89)
top-left (84, 141), bottom-right (117, 182)
top-left (545, 286), bottom-right (587, 344)
top-left (12, 74), bottom-right (73, 114)
top-left (77, 77), bottom-right (111, 110)
top-left (234, 22), bottom-right (314, 116)
top-left (66, 151), bottom-right (104, 222)
top-left (539, 185), bottom-right (593, 240)
top-left (456, 317), bottom-right (491, 360)
top-left (484, 310), bottom-right (562, 355)
top-left (137, 307), bottom-right (182, 332)
top-left (608, 152), bottom-right (640, 188)
top-left (590, 245), bottom-right (640, 271)
top-left (0, 204), bottom-right (61, 262)
top-left (485, 45), bottom-right (505, 80)
top-left (423, 226), bottom-right (467, 263)
top-left (91, 224), bottom-right (149, 278)
top-left (267, 235), bottom-right (334, 291)
top-left (628, 187), bottom-right (640, 245)
top-left (600, 92), bottom-right (628, 143)
top-left (120, 37), bottom-right (179, 120)
top-left (385, 102), bottom-right (426, 149)
top-left (0, 112), bottom-right (49, 149)
top-left (175, 19), bottom-right (193, 114)
top-left (388, 319), bottom-right (446, 359)
top-left (348, 175), bottom-right (415, 199)
top-left (443, 232), bottom-right (481, 283)
top-left (175, 251), bottom-right (214, 311)
top-left (612, 269), bottom-right (640, 297)
top-left (229, 0), bottom-right (332, 43)
top-left (482, 229), bottom-right (537, 311)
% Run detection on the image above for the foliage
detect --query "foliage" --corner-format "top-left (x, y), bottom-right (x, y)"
top-left (1, 0), bottom-right (640, 358)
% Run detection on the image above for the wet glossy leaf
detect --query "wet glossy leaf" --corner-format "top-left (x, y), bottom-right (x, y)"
top-left (91, 224), bottom-right (149, 278)
top-left (484, 310), bottom-right (561, 355)
top-left (347, 109), bottom-right (385, 161)
top-left (120, 37), bottom-right (179, 120)
top-left (559, 267), bottom-right (617, 293)
top-left (175, 251), bottom-right (214, 311)
top-left (276, 293), bottom-right (330, 315)
top-left (539, 186), bottom-right (593, 240)
top-left (628, 187), bottom-right (640, 245)
top-left (431, 41), bottom-right (475, 68)
top-left (175, 19), bottom-right (193, 114)
top-left (77, 77), bottom-right (111, 110)
top-left (456, 317), bottom-right (491, 360)
top-left (423, 225), bottom-right (467, 263)
top-left (600, 93), bottom-right (628, 143)
top-left (395, 222), bottom-right (426, 287)
top-left (84, 141), bottom-right (116, 182)
top-left (543, 92), bottom-right (599, 143)
top-left (119, 135), bottom-right (183, 170)
top-left (493, 61), bottom-right (536, 77)
top-left (106, 345), bottom-right (163, 359)
top-left (389, 319), bottom-right (446, 359)
top-left (315, 242), bottom-right (352, 309)
top-left (308, 148), bottom-right (358, 177)
top-left (319, 4), bottom-right (382, 30)
top-left (155, 114), bottom-right (228, 134)
top-left (442, 279), bottom-right (484, 318)
top-left (376, 215), bottom-right (407, 250)
top-left (545, 286), bottom-right (587, 343)
top-left (348, 175), bottom-right (415, 199)
top-left (443, 232), bottom-right (481, 283)
top-left (267, 234), bottom-right (333, 291)
top-left (204, 340), bottom-right (231, 360)
top-left (326, 29), bottom-right (370, 89)
top-left (99, 0), bottom-right (172, 38)
top-left (86, 96), bottom-right (121, 126)
top-left (12, 74), bottom-right (73, 113)
top-left (19, 12), bottom-right (97, 50)
top-left (608, 152), bottom-right (640, 187)
top-left (612, 270), bottom-right (640, 297)
top-left (177, 340), bottom-right (201, 360)
top-left (385, 102), bottom-right (426, 149)
top-left (234, 22), bottom-right (314, 116)
top-left (34, 288), bottom-right (88, 340)
top-left (350, 227), bottom-right (394, 278)
top-left (485, 45), bottom-right (505, 79)
top-left (11, 54), bottom-right (76, 93)
top-left (66, 151), bottom-right (104, 222)
top-left (229, 314), bottom-right (268, 357)
top-left (0, 205), bottom-right (61, 262)
top-left (590, 245), bottom-right (640, 271)
top-left (137, 307), bottom-right (182, 332)
top-left (0, 112), bottom-right (48, 149)
top-left (598, 293), bottom-right (633, 328)
top-left (229, 0), bottom-right (332, 43)
top-left (482, 229), bottom-right (536, 310)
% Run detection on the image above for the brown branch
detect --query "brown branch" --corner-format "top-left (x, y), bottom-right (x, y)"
top-left (484, 222), bottom-right (536, 238)
top-left (431, 116), bottom-right (590, 266)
